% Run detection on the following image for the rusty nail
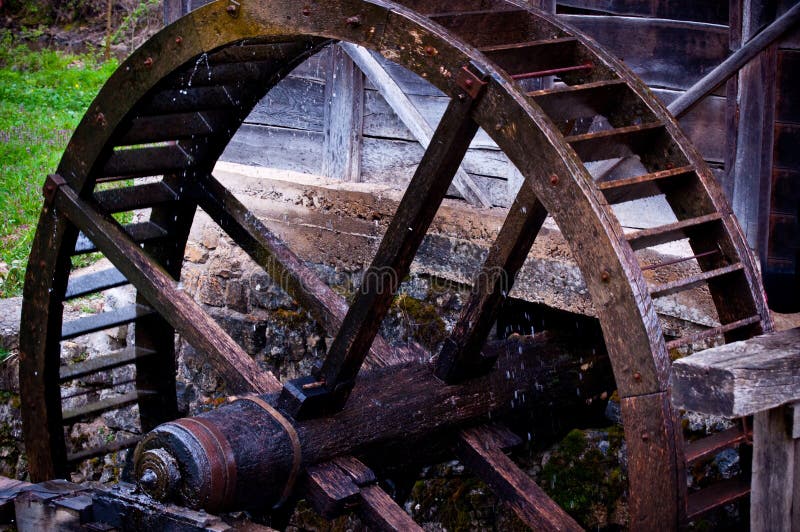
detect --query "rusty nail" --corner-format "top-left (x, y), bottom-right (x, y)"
top-left (143, 57), bottom-right (153, 68)
top-left (495, 123), bottom-right (503, 131)
top-left (345, 15), bottom-right (361, 26)
top-left (600, 270), bottom-right (610, 283)
top-left (549, 174), bottom-right (559, 185)
top-left (633, 371), bottom-right (641, 381)
top-left (175, 36), bottom-right (183, 44)
top-left (641, 431), bottom-right (650, 441)
top-left (424, 45), bottom-right (437, 56)
top-left (302, 6), bottom-right (311, 16)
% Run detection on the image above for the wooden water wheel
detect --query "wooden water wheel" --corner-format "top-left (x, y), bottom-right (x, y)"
top-left (19, 0), bottom-right (772, 528)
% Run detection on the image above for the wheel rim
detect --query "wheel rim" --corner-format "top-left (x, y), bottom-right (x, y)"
top-left (19, 0), bottom-right (770, 528)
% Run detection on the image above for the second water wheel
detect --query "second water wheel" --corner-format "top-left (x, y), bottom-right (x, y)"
top-left (19, 0), bottom-right (771, 528)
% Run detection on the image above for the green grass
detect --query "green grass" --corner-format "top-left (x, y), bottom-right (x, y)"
top-left (0, 32), bottom-right (118, 297)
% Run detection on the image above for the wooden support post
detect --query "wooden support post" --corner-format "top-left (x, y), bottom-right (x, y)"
top-left (726, 1), bottom-right (784, 262)
top-left (322, 45), bottom-right (364, 182)
top-left (671, 327), bottom-right (800, 530)
top-left (751, 406), bottom-right (797, 532)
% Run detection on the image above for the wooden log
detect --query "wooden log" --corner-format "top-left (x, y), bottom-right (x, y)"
top-left (134, 332), bottom-right (614, 511)
top-left (671, 327), bottom-right (800, 417)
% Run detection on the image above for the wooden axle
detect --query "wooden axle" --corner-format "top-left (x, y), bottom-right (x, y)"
top-left (133, 334), bottom-right (612, 512)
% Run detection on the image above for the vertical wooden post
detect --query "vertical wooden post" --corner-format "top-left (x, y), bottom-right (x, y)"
top-left (728, 0), bottom-right (778, 263)
top-left (322, 45), bottom-right (364, 182)
top-left (751, 405), bottom-right (798, 531)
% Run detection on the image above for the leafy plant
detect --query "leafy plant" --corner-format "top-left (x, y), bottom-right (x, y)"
top-left (0, 32), bottom-right (117, 297)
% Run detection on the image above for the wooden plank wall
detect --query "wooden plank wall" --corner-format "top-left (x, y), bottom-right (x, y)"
top-left (763, 2), bottom-right (800, 311)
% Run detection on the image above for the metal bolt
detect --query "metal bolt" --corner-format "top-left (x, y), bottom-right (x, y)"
top-left (641, 431), bottom-right (650, 441)
top-left (143, 57), bottom-right (154, 68)
top-left (549, 174), bottom-right (559, 185)
top-left (345, 15), bottom-right (362, 27)
top-left (95, 112), bottom-right (107, 126)
top-left (464, 78), bottom-right (474, 88)
top-left (633, 371), bottom-right (641, 381)
top-left (600, 271), bottom-right (610, 283)
top-left (665, 162), bottom-right (675, 170)
top-left (226, 4), bottom-right (237, 14)
top-left (39, 260), bottom-right (46, 268)
top-left (495, 123), bottom-right (503, 131)
top-left (302, 6), bottom-right (311, 16)
top-left (175, 36), bottom-right (183, 44)
top-left (139, 469), bottom-right (158, 490)
top-left (424, 45), bottom-right (437, 56)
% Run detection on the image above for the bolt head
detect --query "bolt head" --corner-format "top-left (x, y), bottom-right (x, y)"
top-left (143, 57), bottom-right (153, 68)
top-left (641, 431), bottom-right (650, 441)
top-left (633, 371), bottom-right (641, 381)
top-left (549, 174), bottom-right (559, 185)
top-left (600, 271), bottom-right (610, 282)
top-left (302, 6), bottom-right (311, 16)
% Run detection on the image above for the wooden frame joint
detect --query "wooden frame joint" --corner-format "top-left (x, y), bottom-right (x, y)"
top-left (43, 174), bottom-right (68, 207)
top-left (456, 62), bottom-right (489, 100)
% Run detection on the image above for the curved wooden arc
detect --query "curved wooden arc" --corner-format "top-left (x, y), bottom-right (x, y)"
top-left (19, 0), bottom-right (770, 528)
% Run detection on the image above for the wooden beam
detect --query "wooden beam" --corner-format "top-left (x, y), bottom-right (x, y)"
top-left (322, 45), bottom-right (364, 182)
top-left (668, 2), bottom-right (800, 118)
top-left (751, 407), bottom-right (797, 532)
top-left (53, 183), bottom-right (280, 395)
top-left (340, 43), bottom-right (493, 208)
top-left (192, 173), bottom-right (406, 369)
top-left (456, 425), bottom-right (583, 531)
top-left (283, 94), bottom-right (483, 417)
top-left (671, 327), bottom-right (800, 418)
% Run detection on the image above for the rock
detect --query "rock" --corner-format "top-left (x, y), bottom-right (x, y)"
top-left (197, 276), bottom-right (225, 307)
top-left (200, 226), bottom-right (220, 250)
top-left (0, 297), bottom-right (21, 351)
top-left (225, 279), bottom-right (249, 314)
top-left (184, 241), bottom-right (209, 264)
top-left (605, 397), bottom-right (622, 424)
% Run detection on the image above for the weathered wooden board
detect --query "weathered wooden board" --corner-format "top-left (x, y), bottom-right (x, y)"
top-left (776, 50), bottom-right (800, 124)
top-left (751, 407), bottom-right (797, 532)
top-left (653, 89), bottom-right (726, 163)
top-left (774, 123), bottom-right (800, 170)
top-left (246, 76), bottom-right (327, 132)
top-left (671, 327), bottom-right (800, 417)
top-left (556, 0), bottom-right (728, 25)
top-left (222, 125), bottom-right (516, 206)
top-left (560, 15), bottom-right (729, 91)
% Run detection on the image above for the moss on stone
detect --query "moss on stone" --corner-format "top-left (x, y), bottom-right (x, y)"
top-left (539, 428), bottom-right (627, 529)
top-left (393, 294), bottom-right (447, 349)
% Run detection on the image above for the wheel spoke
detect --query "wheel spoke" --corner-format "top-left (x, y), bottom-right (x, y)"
top-left (435, 184), bottom-right (547, 382)
top-left (192, 173), bottom-right (405, 369)
top-left (282, 89), bottom-right (486, 418)
top-left (457, 425), bottom-right (583, 531)
top-left (53, 181), bottom-right (280, 394)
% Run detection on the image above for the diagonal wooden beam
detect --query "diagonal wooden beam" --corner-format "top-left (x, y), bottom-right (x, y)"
top-left (435, 183), bottom-right (547, 382)
top-left (457, 425), bottom-right (583, 531)
top-left (667, 2), bottom-right (800, 118)
top-left (282, 90), bottom-right (485, 418)
top-left (53, 181), bottom-right (280, 395)
top-left (193, 173), bottom-right (406, 369)
top-left (341, 42), bottom-right (493, 208)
